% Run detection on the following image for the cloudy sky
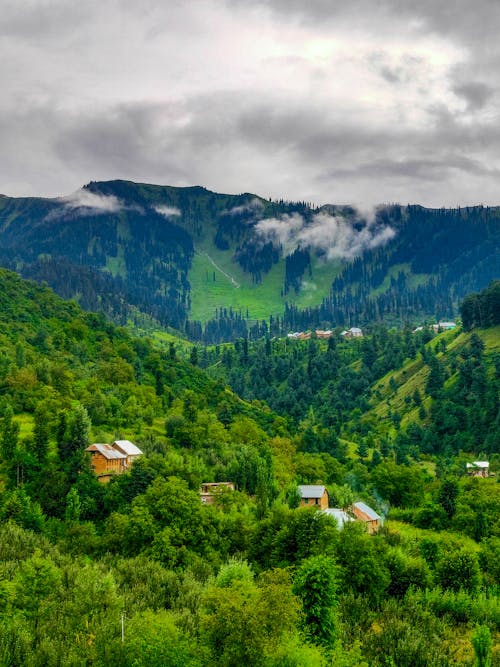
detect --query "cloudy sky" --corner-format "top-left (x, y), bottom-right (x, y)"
top-left (2, 0), bottom-right (500, 206)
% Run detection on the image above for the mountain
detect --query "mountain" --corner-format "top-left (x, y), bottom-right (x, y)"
top-left (0, 180), bottom-right (499, 341)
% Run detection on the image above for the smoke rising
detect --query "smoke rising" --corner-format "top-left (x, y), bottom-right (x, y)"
top-left (254, 209), bottom-right (396, 259)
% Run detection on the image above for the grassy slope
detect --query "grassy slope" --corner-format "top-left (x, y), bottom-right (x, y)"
top-left (189, 244), bottom-right (342, 322)
top-left (364, 326), bottom-right (500, 436)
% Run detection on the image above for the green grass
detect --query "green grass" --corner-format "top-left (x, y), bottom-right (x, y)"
top-left (189, 240), bottom-right (341, 322)
top-left (291, 257), bottom-right (342, 310)
top-left (105, 244), bottom-right (127, 278)
top-left (369, 263), bottom-right (430, 297)
top-left (189, 242), bottom-right (287, 321)
top-left (150, 329), bottom-right (193, 357)
top-left (17, 413), bottom-right (34, 439)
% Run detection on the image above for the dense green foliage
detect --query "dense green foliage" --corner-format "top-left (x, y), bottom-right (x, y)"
top-left (0, 269), bottom-right (499, 665)
top-left (461, 281), bottom-right (500, 330)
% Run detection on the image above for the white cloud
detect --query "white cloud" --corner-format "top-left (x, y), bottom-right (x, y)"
top-left (225, 198), bottom-right (265, 216)
top-left (155, 205), bottom-right (181, 217)
top-left (255, 209), bottom-right (396, 259)
top-left (58, 189), bottom-right (124, 214)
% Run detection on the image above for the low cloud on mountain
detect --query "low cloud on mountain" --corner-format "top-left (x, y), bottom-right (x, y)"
top-left (255, 209), bottom-right (395, 259)
top-left (155, 205), bottom-right (181, 218)
top-left (57, 189), bottom-right (125, 215)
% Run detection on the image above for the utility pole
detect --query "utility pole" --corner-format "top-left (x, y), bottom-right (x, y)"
top-left (121, 613), bottom-right (125, 643)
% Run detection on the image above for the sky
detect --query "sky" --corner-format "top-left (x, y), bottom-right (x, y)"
top-left (2, 0), bottom-right (500, 207)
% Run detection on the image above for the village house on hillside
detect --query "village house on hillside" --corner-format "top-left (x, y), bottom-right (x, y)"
top-left (413, 321), bottom-right (456, 333)
top-left (466, 461), bottom-right (490, 478)
top-left (86, 440), bottom-right (143, 483)
top-left (298, 485), bottom-right (329, 510)
top-left (431, 321), bottom-right (456, 331)
top-left (200, 482), bottom-right (235, 504)
top-left (287, 331), bottom-right (312, 340)
top-left (112, 440), bottom-right (143, 466)
top-left (351, 501), bottom-right (381, 534)
top-left (341, 327), bottom-right (363, 338)
top-left (315, 329), bottom-right (333, 339)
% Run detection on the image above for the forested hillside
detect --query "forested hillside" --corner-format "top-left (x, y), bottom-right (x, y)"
top-left (0, 181), bottom-right (499, 341)
top-left (0, 270), bottom-right (499, 665)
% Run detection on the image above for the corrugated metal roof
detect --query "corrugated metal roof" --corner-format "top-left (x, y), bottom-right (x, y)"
top-left (466, 461), bottom-right (489, 468)
top-left (298, 485), bottom-right (326, 499)
top-left (86, 443), bottom-right (126, 460)
top-left (113, 440), bottom-right (143, 456)
top-left (323, 508), bottom-right (353, 528)
top-left (353, 501), bottom-right (381, 521)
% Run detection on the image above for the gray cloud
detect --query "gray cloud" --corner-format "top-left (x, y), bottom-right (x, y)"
top-left (2, 0), bottom-right (500, 209)
top-left (452, 82), bottom-right (495, 111)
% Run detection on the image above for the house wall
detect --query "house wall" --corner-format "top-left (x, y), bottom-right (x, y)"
top-left (352, 506), bottom-right (380, 533)
top-left (89, 453), bottom-right (123, 476)
top-left (467, 469), bottom-right (489, 478)
top-left (300, 491), bottom-right (329, 510)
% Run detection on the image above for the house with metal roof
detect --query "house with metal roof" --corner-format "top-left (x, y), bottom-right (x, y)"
top-left (351, 501), bottom-right (381, 533)
top-left (86, 443), bottom-right (127, 483)
top-left (323, 507), bottom-right (353, 529)
top-left (466, 461), bottom-right (490, 478)
top-left (298, 485), bottom-right (329, 510)
top-left (112, 440), bottom-right (143, 466)
top-left (341, 327), bottom-right (363, 338)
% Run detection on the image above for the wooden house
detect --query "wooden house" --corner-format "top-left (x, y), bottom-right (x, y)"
top-left (200, 482), bottom-right (235, 504)
top-left (298, 485), bottom-right (329, 510)
top-left (431, 322), bottom-right (456, 331)
top-left (86, 444), bottom-right (126, 483)
top-left (341, 327), bottom-right (363, 339)
top-left (351, 501), bottom-right (381, 534)
top-left (112, 440), bottom-right (143, 467)
top-left (466, 461), bottom-right (490, 478)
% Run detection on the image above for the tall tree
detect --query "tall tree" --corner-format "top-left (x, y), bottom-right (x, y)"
top-left (293, 555), bottom-right (339, 647)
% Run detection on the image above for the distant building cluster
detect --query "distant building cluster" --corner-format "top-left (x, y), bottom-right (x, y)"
top-left (286, 328), bottom-right (361, 340)
top-left (86, 440), bottom-right (143, 483)
top-left (413, 322), bottom-right (456, 333)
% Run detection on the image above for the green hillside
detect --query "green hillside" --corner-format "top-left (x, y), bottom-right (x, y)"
top-left (0, 271), bottom-right (499, 665)
top-left (365, 325), bottom-right (500, 439)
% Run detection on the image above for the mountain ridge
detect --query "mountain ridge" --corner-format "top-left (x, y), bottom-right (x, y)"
top-left (0, 179), bottom-right (498, 341)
